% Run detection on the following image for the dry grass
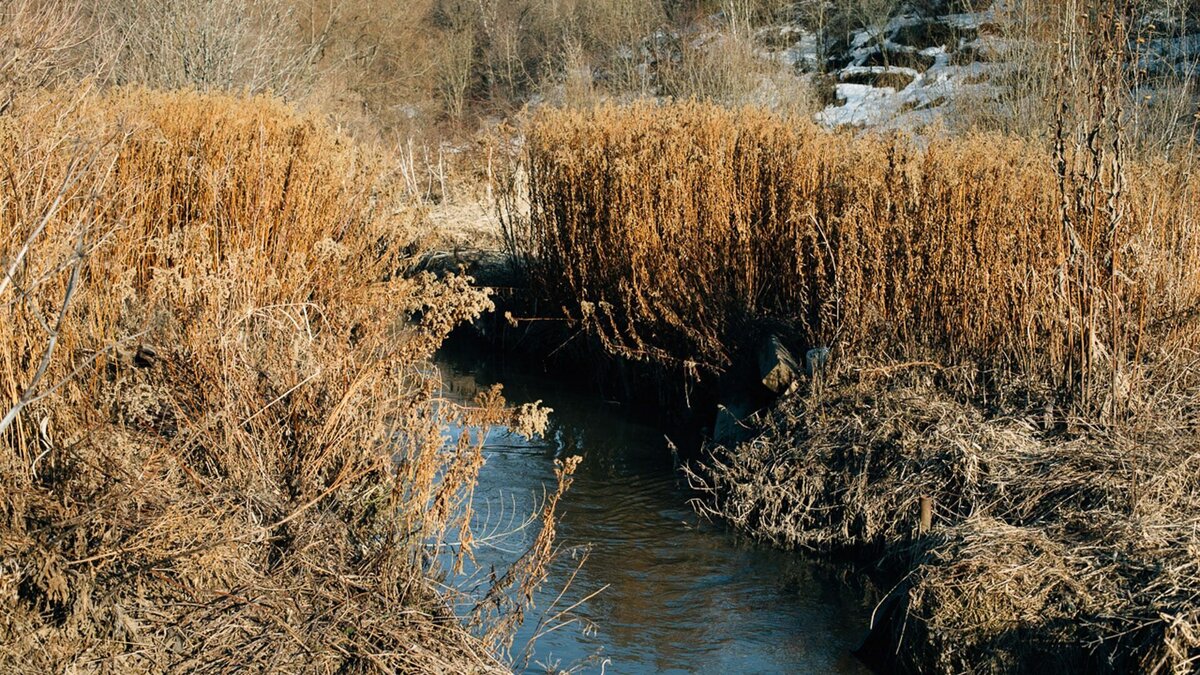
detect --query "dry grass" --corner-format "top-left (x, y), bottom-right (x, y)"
top-left (520, 101), bottom-right (1200, 414)
top-left (516, 95), bottom-right (1200, 671)
top-left (0, 88), bottom-right (551, 673)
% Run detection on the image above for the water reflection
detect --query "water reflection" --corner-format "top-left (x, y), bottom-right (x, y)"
top-left (437, 352), bottom-right (872, 674)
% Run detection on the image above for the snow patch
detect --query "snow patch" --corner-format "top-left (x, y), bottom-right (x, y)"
top-left (816, 83), bottom-right (896, 127)
top-left (814, 7), bottom-right (1009, 132)
top-left (841, 65), bottom-right (922, 80)
top-left (943, 10), bottom-right (995, 30)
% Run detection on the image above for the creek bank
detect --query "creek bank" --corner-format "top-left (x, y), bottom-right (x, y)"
top-left (428, 249), bottom-right (827, 461)
top-left (692, 371), bottom-right (1200, 673)
top-left (423, 248), bottom-right (723, 452)
top-left (0, 90), bottom-right (512, 674)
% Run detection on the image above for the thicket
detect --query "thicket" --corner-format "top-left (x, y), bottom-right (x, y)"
top-left (13, 0), bottom-right (1191, 139)
top-left (3, 0), bottom-right (825, 128)
top-left (0, 88), bottom-right (556, 672)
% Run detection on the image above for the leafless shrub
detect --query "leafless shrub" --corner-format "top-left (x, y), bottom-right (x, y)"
top-left (86, 0), bottom-right (322, 97)
top-left (0, 0), bottom-right (88, 110)
top-left (949, 0), bottom-right (1200, 159)
top-left (437, 24), bottom-right (478, 120)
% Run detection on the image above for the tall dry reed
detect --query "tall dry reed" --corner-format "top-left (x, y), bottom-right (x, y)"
top-left (519, 101), bottom-right (1200, 413)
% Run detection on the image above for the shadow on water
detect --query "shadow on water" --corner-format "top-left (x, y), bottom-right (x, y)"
top-left (436, 345), bottom-right (876, 674)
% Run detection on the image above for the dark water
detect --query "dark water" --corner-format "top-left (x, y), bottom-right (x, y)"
top-left (436, 351), bottom-right (873, 674)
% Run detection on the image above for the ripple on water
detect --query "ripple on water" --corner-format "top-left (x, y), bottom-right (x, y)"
top-left (437, 353), bottom-right (873, 674)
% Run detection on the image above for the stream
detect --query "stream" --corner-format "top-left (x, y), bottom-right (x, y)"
top-left (436, 347), bottom-right (873, 674)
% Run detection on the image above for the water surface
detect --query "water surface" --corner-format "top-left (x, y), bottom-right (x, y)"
top-left (437, 351), bottom-right (872, 674)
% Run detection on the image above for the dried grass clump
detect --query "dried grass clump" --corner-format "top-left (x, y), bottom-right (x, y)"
top-left (901, 518), bottom-right (1121, 673)
top-left (521, 101), bottom-right (1200, 412)
top-left (691, 372), bottom-right (1024, 551)
top-left (0, 89), bottom-right (529, 673)
top-left (899, 427), bottom-right (1200, 674)
top-left (689, 366), bottom-right (1200, 672)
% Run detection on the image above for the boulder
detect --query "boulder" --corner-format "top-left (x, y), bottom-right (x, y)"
top-left (758, 334), bottom-right (801, 395)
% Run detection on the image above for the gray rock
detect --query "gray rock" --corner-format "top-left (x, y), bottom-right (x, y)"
top-left (758, 334), bottom-right (800, 395)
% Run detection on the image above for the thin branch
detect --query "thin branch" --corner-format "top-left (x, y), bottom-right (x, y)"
top-left (0, 228), bottom-right (86, 438)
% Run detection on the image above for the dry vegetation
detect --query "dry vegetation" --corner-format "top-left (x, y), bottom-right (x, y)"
top-left (521, 101), bottom-right (1199, 411)
top-left (9, 0), bottom-right (824, 129)
top-left (4, 0), bottom-right (1200, 672)
top-left (510, 6), bottom-right (1200, 671)
top-left (0, 2), bottom-right (600, 671)
top-left (693, 369), bottom-right (1200, 672)
top-left (0, 86), bottom-right (565, 672)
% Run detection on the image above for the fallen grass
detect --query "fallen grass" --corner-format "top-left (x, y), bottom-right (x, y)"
top-left (690, 366), bottom-right (1200, 672)
top-left (0, 88), bottom-right (546, 673)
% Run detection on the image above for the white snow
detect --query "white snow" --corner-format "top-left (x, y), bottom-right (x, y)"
top-left (841, 65), bottom-right (922, 80)
top-left (781, 33), bottom-right (820, 69)
top-left (814, 8), bottom-right (1011, 132)
top-left (816, 83), bottom-right (896, 127)
top-left (943, 10), bottom-right (995, 30)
